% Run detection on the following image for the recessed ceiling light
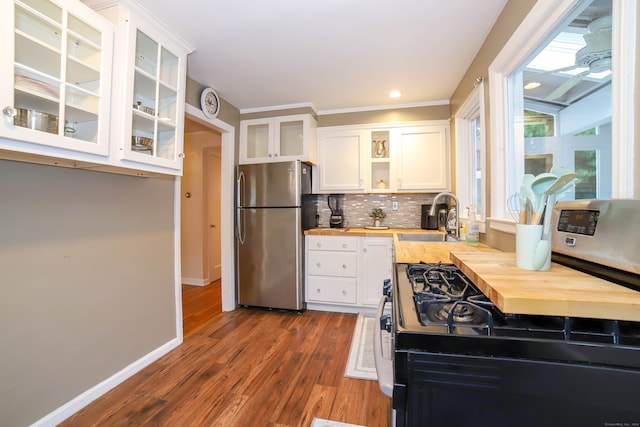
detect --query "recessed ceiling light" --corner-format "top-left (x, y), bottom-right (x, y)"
top-left (389, 90), bottom-right (402, 98)
top-left (524, 82), bottom-right (541, 90)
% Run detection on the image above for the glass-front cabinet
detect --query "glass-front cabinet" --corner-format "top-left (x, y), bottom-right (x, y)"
top-left (116, 5), bottom-right (190, 173)
top-left (0, 0), bottom-right (113, 155)
top-left (239, 114), bottom-right (317, 164)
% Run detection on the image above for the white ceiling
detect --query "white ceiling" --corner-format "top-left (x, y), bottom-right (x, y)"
top-left (133, 0), bottom-right (508, 113)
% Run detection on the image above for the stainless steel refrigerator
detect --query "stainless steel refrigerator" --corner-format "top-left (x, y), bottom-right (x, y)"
top-left (236, 160), bottom-right (315, 310)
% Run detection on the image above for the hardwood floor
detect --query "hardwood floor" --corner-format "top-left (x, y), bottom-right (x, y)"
top-left (182, 280), bottom-right (223, 339)
top-left (61, 283), bottom-right (390, 427)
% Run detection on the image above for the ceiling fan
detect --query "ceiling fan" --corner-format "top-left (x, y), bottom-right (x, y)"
top-left (529, 15), bottom-right (612, 101)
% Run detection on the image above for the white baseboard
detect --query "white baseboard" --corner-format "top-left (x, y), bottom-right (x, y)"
top-left (31, 337), bottom-right (182, 427)
top-left (182, 277), bottom-right (209, 286)
top-left (306, 302), bottom-right (377, 316)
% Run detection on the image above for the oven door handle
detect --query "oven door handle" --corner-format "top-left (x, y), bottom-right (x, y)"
top-left (374, 294), bottom-right (393, 398)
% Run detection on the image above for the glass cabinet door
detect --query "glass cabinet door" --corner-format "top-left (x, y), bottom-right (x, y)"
top-left (239, 114), bottom-right (315, 164)
top-left (277, 119), bottom-right (304, 157)
top-left (6, 0), bottom-right (111, 153)
top-left (129, 28), bottom-right (180, 163)
top-left (245, 122), bottom-right (271, 159)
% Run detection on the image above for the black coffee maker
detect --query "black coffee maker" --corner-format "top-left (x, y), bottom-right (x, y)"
top-left (328, 194), bottom-right (344, 228)
top-left (421, 202), bottom-right (448, 230)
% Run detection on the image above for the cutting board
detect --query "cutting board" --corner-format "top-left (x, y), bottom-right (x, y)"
top-left (450, 251), bottom-right (640, 322)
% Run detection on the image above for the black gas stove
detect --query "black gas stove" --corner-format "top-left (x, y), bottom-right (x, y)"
top-left (380, 199), bottom-right (640, 427)
top-left (394, 261), bottom-right (640, 365)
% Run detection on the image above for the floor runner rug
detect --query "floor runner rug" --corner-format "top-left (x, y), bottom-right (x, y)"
top-left (344, 314), bottom-right (377, 380)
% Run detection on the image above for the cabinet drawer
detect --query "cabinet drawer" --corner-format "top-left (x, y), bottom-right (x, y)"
top-left (306, 235), bottom-right (358, 251)
top-left (307, 276), bottom-right (357, 304)
top-left (307, 251), bottom-right (357, 277)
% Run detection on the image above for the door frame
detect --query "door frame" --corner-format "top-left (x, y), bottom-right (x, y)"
top-left (183, 104), bottom-right (235, 312)
top-left (205, 148), bottom-right (222, 282)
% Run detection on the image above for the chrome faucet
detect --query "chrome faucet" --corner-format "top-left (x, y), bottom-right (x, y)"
top-left (429, 192), bottom-right (460, 240)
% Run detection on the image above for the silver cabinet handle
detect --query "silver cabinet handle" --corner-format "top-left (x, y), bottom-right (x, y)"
top-left (316, 242), bottom-right (321, 248)
top-left (3, 106), bottom-right (17, 117)
top-left (342, 243), bottom-right (347, 248)
top-left (316, 262), bottom-right (321, 268)
top-left (342, 264), bottom-right (347, 269)
top-left (342, 290), bottom-right (347, 295)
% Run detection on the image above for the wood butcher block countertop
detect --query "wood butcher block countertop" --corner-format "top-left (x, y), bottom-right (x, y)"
top-left (450, 251), bottom-right (640, 322)
top-left (304, 228), bottom-right (498, 263)
top-left (305, 227), bottom-right (412, 237)
top-left (392, 239), bottom-right (497, 263)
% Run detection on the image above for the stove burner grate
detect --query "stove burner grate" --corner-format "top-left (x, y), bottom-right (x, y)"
top-left (436, 302), bottom-right (476, 323)
top-left (408, 262), bottom-right (502, 333)
top-left (418, 300), bottom-right (495, 332)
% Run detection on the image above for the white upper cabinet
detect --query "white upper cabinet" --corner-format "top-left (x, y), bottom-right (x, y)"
top-left (0, 0), bottom-right (114, 157)
top-left (395, 124), bottom-right (449, 192)
top-left (315, 121), bottom-right (450, 193)
top-left (239, 114), bottom-right (316, 164)
top-left (315, 127), bottom-right (366, 193)
top-left (0, 0), bottom-right (193, 176)
top-left (104, 0), bottom-right (192, 175)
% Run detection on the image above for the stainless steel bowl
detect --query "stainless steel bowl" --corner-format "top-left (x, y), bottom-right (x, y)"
top-left (131, 135), bottom-right (153, 153)
top-left (14, 108), bottom-right (58, 134)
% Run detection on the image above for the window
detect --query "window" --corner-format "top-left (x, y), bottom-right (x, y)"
top-left (488, 0), bottom-right (635, 233)
top-left (456, 80), bottom-right (486, 228)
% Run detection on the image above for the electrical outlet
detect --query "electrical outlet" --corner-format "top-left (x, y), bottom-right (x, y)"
top-left (392, 201), bottom-right (399, 211)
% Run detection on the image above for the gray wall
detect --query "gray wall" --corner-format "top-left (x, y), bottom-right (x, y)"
top-left (449, 0), bottom-right (538, 251)
top-left (185, 76), bottom-right (241, 128)
top-left (318, 104), bottom-right (450, 127)
top-left (0, 159), bottom-right (176, 427)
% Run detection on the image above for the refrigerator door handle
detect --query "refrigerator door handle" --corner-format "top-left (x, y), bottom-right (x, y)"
top-left (237, 172), bottom-right (246, 244)
top-left (237, 209), bottom-right (246, 244)
top-left (237, 171), bottom-right (245, 207)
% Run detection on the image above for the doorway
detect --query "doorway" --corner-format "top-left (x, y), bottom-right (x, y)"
top-left (177, 103), bottom-right (236, 340)
top-left (181, 117), bottom-right (223, 336)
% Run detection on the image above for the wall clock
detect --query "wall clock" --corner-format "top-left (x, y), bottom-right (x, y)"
top-left (200, 87), bottom-right (220, 119)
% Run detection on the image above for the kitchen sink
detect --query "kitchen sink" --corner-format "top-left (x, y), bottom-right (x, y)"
top-left (396, 233), bottom-right (452, 242)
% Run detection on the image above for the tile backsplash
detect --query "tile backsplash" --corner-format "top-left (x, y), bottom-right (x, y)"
top-left (313, 193), bottom-right (446, 228)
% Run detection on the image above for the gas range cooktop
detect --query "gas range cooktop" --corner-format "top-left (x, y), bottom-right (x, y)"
top-left (393, 262), bottom-right (640, 369)
top-left (407, 262), bottom-right (503, 335)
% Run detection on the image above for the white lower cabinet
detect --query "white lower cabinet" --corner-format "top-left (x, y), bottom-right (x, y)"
top-left (307, 276), bottom-right (357, 305)
top-left (305, 235), bottom-right (393, 310)
top-left (306, 235), bottom-right (359, 306)
top-left (361, 237), bottom-right (394, 306)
